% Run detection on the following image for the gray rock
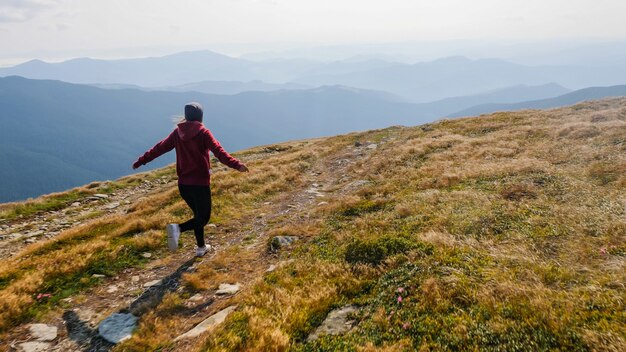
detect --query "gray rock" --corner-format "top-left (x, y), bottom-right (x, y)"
top-left (106, 285), bottom-right (118, 293)
top-left (307, 305), bottom-right (358, 341)
top-left (105, 202), bottom-right (120, 210)
top-left (29, 323), bottom-right (58, 341)
top-left (266, 264), bottom-right (276, 272)
top-left (98, 313), bottom-right (138, 343)
top-left (174, 306), bottom-right (236, 341)
top-left (366, 143), bottom-right (378, 150)
top-left (18, 341), bottom-right (50, 352)
top-left (71, 202), bottom-right (81, 207)
top-left (93, 194), bottom-right (109, 199)
top-left (269, 236), bottom-right (299, 251)
top-left (215, 283), bottom-right (240, 295)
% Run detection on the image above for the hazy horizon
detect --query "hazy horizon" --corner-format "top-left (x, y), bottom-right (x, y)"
top-left (2, 1), bottom-right (626, 66)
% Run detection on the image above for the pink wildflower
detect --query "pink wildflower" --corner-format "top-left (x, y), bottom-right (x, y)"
top-left (397, 287), bottom-right (404, 293)
top-left (599, 248), bottom-right (607, 255)
top-left (397, 296), bottom-right (403, 303)
top-left (402, 322), bottom-right (410, 329)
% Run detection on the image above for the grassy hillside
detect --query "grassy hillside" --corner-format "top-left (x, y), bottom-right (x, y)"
top-left (0, 99), bottom-right (624, 351)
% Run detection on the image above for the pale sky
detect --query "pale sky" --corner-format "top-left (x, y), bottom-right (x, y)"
top-left (1, 0), bottom-right (625, 64)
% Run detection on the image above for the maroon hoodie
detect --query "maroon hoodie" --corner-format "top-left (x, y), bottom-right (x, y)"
top-left (134, 121), bottom-right (243, 185)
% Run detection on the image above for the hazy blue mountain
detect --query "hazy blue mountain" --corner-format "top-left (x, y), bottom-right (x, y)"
top-left (4, 51), bottom-right (624, 104)
top-left (449, 85), bottom-right (626, 117)
top-left (92, 80), bottom-right (312, 95)
top-left (0, 51), bottom-right (387, 87)
top-left (0, 76), bottom-right (426, 202)
top-left (163, 80), bottom-right (311, 95)
top-left (413, 83), bottom-right (571, 118)
top-left (292, 56), bottom-right (626, 102)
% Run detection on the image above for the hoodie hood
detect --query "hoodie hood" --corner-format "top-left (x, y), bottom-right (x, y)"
top-left (177, 121), bottom-right (204, 141)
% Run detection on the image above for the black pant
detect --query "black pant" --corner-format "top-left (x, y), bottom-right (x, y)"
top-left (178, 184), bottom-right (211, 248)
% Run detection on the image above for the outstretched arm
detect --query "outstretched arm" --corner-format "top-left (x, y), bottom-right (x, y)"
top-left (133, 131), bottom-right (176, 169)
top-left (203, 129), bottom-right (248, 172)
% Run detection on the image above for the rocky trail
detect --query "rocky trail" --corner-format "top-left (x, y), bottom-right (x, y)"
top-left (2, 140), bottom-right (384, 352)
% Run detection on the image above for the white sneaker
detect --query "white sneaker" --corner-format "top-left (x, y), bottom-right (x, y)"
top-left (195, 245), bottom-right (210, 257)
top-left (166, 224), bottom-right (180, 252)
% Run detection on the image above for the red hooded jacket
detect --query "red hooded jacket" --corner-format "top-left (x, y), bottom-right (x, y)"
top-left (134, 121), bottom-right (242, 185)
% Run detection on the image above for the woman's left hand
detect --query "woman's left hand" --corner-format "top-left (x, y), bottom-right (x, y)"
top-left (238, 164), bottom-right (249, 172)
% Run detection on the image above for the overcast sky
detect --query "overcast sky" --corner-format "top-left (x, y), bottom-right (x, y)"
top-left (1, 0), bottom-right (625, 64)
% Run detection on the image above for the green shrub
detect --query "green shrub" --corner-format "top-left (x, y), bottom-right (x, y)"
top-left (345, 236), bottom-right (432, 265)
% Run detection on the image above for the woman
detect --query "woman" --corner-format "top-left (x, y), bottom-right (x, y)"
top-left (133, 102), bottom-right (248, 257)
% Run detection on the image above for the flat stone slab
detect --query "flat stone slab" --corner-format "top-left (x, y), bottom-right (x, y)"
top-left (98, 313), bottom-right (138, 344)
top-left (18, 341), bottom-right (50, 352)
top-left (174, 306), bottom-right (236, 341)
top-left (215, 283), bottom-right (240, 295)
top-left (307, 305), bottom-right (358, 341)
top-left (29, 323), bottom-right (57, 341)
top-left (143, 279), bottom-right (162, 288)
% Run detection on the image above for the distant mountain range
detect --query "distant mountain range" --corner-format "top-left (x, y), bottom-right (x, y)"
top-left (449, 85), bottom-right (626, 117)
top-left (2, 51), bottom-right (625, 102)
top-left (0, 76), bottom-right (425, 202)
top-left (293, 56), bottom-right (626, 102)
top-left (2, 76), bottom-right (625, 202)
top-left (92, 80), bottom-right (312, 95)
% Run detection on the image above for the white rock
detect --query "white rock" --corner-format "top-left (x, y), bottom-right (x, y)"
top-left (131, 276), bottom-right (140, 283)
top-left (208, 224), bottom-right (217, 228)
top-left (29, 323), bottom-right (57, 341)
top-left (263, 201), bottom-right (272, 205)
top-left (106, 285), bottom-right (118, 293)
top-left (215, 283), bottom-right (240, 295)
top-left (266, 264), bottom-right (276, 272)
top-left (98, 313), bottom-right (138, 343)
top-left (174, 306), bottom-right (236, 341)
top-left (366, 143), bottom-right (378, 150)
top-left (143, 279), bottom-right (162, 288)
top-left (71, 202), bottom-right (81, 207)
top-left (188, 293), bottom-right (203, 302)
top-left (93, 194), bottom-right (109, 199)
top-left (92, 274), bottom-right (105, 278)
top-left (18, 341), bottom-right (50, 352)
top-left (317, 201), bottom-right (329, 206)
top-left (141, 252), bottom-right (152, 258)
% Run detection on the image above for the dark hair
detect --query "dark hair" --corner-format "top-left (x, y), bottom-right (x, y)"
top-left (184, 102), bottom-right (203, 122)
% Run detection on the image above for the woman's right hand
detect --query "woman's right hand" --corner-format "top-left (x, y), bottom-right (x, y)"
top-left (238, 164), bottom-right (249, 172)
